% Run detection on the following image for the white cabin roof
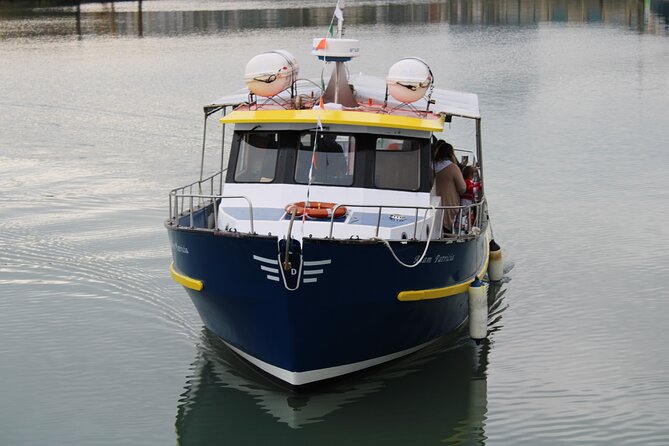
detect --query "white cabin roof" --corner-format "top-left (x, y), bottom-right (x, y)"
top-left (207, 74), bottom-right (480, 120)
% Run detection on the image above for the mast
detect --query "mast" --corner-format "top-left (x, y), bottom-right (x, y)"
top-left (334, 0), bottom-right (344, 104)
top-left (314, 1), bottom-right (359, 107)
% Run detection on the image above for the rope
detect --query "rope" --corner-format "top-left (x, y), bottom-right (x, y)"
top-left (301, 2), bottom-right (343, 234)
top-left (371, 207), bottom-right (437, 268)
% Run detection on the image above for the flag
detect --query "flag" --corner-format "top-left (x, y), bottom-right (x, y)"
top-left (334, 1), bottom-right (344, 37)
top-left (334, 2), bottom-right (343, 21)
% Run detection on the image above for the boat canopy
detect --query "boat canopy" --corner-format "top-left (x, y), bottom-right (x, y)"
top-left (220, 109), bottom-right (444, 132)
top-left (206, 74), bottom-right (480, 120)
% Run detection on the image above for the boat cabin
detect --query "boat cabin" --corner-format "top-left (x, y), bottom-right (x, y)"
top-left (226, 125), bottom-right (434, 192)
top-left (171, 49), bottom-right (484, 242)
top-left (213, 107), bottom-right (458, 241)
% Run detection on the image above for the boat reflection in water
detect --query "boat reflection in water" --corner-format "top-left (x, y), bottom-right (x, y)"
top-left (175, 283), bottom-right (507, 445)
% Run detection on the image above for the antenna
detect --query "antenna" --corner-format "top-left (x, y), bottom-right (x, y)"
top-left (335, 1), bottom-right (345, 38)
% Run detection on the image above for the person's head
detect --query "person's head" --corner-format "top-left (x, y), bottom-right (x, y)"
top-left (434, 140), bottom-right (456, 163)
top-left (462, 165), bottom-right (476, 179)
top-left (319, 133), bottom-right (342, 152)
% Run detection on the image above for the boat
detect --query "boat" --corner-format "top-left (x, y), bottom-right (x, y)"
top-left (166, 4), bottom-right (503, 387)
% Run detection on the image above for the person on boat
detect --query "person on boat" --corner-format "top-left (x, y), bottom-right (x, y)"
top-left (459, 165), bottom-right (481, 231)
top-left (461, 165), bottom-right (481, 204)
top-left (295, 133), bottom-right (347, 184)
top-left (315, 133), bottom-right (347, 183)
top-left (434, 140), bottom-right (466, 235)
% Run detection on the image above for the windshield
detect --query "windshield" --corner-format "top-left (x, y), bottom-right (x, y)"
top-left (228, 130), bottom-right (429, 191)
top-left (234, 132), bottom-right (279, 183)
top-left (295, 132), bottom-right (355, 186)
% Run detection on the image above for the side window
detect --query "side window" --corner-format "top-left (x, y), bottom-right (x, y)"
top-left (295, 133), bottom-right (355, 186)
top-left (234, 133), bottom-right (279, 183)
top-left (374, 137), bottom-right (421, 191)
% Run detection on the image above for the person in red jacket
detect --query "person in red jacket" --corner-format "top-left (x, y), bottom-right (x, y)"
top-left (461, 166), bottom-right (481, 204)
top-left (459, 165), bottom-right (481, 230)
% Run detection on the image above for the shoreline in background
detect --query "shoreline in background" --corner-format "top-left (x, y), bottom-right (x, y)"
top-left (1, 0), bottom-right (667, 40)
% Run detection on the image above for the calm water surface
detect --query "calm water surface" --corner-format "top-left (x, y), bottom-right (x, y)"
top-left (1, 1), bottom-right (668, 444)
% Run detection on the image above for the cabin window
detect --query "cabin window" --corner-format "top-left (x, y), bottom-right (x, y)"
top-left (234, 133), bottom-right (279, 183)
top-left (374, 137), bottom-right (421, 191)
top-left (295, 133), bottom-right (355, 186)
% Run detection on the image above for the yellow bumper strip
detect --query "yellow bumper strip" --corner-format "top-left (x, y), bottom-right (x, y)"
top-left (220, 110), bottom-right (444, 132)
top-left (397, 236), bottom-right (490, 302)
top-left (170, 262), bottom-right (203, 291)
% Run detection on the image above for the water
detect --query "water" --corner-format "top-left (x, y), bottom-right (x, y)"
top-left (1, 0), bottom-right (668, 444)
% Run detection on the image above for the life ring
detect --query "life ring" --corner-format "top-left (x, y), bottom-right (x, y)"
top-left (285, 201), bottom-right (347, 219)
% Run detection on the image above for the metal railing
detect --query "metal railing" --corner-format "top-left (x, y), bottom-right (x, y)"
top-left (328, 198), bottom-right (487, 240)
top-left (168, 170), bottom-right (225, 219)
top-left (169, 193), bottom-right (255, 233)
top-left (168, 173), bottom-right (486, 242)
top-left (168, 169), bottom-right (256, 233)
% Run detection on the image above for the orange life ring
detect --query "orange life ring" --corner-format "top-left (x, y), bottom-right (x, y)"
top-left (285, 201), bottom-right (347, 219)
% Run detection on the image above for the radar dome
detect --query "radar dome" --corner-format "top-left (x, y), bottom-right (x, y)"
top-left (244, 50), bottom-right (299, 98)
top-left (311, 38), bottom-right (360, 62)
top-left (385, 58), bottom-right (433, 104)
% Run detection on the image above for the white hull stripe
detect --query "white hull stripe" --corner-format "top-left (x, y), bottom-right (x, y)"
top-left (223, 338), bottom-right (438, 386)
top-left (303, 259), bottom-right (332, 266)
top-left (303, 269), bottom-right (323, 275)
top-left (303, 278), bottom-right (318, 284)
top-left (260, 265), bottom-right (279, 274)
top-left (253, 255), bottom-right (278, 265)
top-left (266, 275), bottom-right (280, 282)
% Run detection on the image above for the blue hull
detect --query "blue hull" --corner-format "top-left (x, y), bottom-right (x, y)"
top-left (168, 226), bottom-right (487, 384)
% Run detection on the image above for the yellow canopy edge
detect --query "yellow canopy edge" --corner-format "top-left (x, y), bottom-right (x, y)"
top-left (220, 110), bottom-right (444, 132)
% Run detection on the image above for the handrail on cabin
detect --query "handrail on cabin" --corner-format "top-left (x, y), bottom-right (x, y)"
top-left (328, 198), bottom-right (487, 240)
top-left (168, 169), bottom-right (255, 235)
top-left (169, 193), bottom-right (255, 234)
top-left (168, 173), bottom-right (486, 243)
top-left (168, 170), bottom-right (226, 219)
